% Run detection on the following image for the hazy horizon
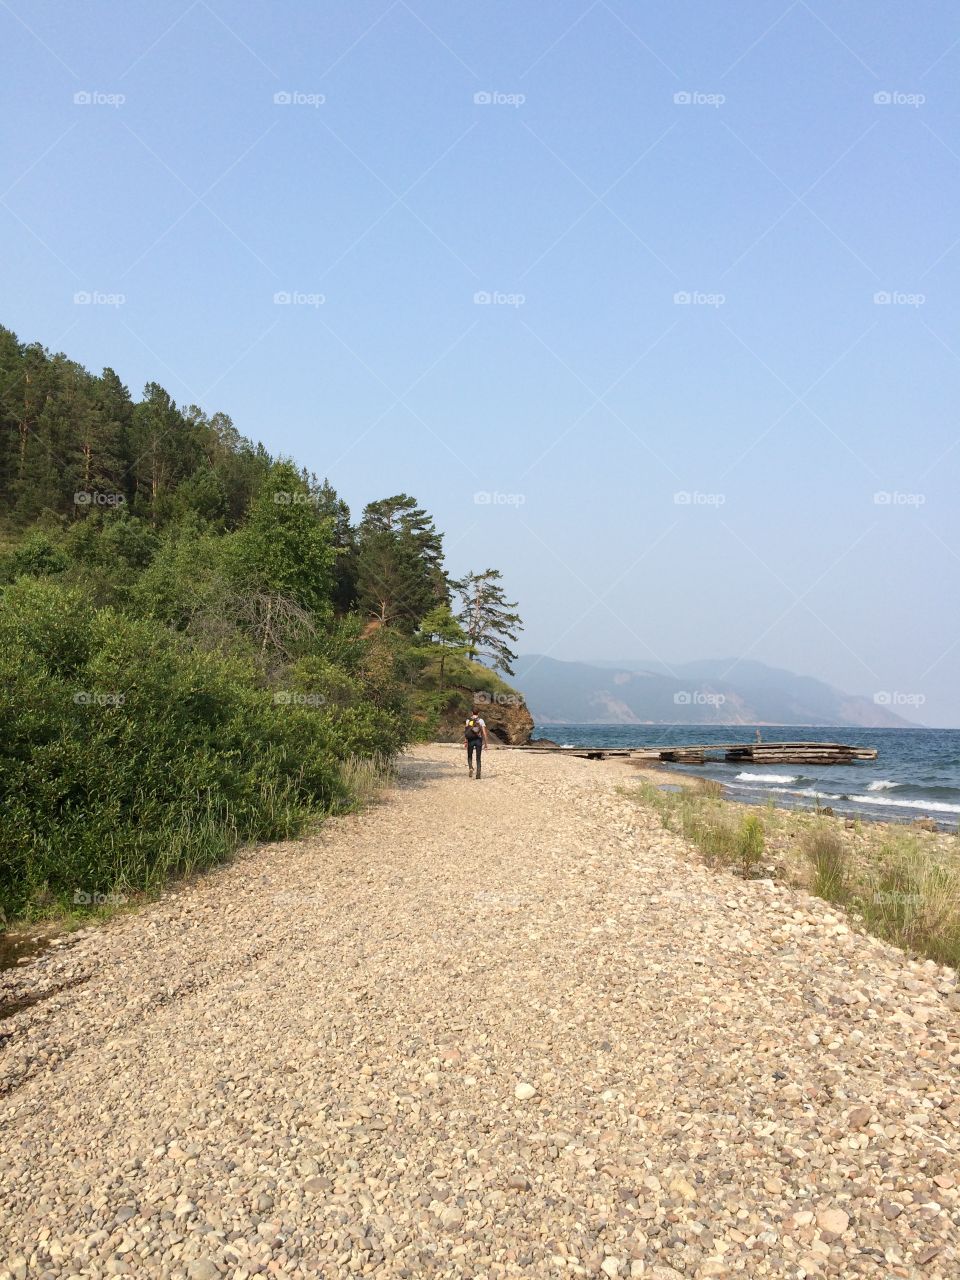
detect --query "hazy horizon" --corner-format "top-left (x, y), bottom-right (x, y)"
top-left (5, 1), bottom-right (959, 722)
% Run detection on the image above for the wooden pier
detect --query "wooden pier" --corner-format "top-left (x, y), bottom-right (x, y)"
top-left (506, 741), bottom-right (877, 764)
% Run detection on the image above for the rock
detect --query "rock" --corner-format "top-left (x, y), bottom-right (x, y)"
top-left (186, 1263), bottom-right (219, 1280)
top-left (514, 1082), bottom-right (537, 1101)
top-left (846, 1105), bottom-right (872, 1129)
top-left (601, 1257), bottom-right (622, 1277)
top-left (816, 1208), bottom-right (849, 1235)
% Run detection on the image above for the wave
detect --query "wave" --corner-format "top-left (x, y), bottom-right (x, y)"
top-left (848, 793), bottom-right (960, 815)
top-left (866, 779), bottom-right (897, 791)
top-left (735, 771), bottom-right (798, 783)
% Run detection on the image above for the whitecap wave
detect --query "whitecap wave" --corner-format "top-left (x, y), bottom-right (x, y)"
top-left (735, 771), bottom-right (798, 783)
top-left (848, 794), bottom-right (960, 815)
top-left (866, 779), bottom-right (897, 791)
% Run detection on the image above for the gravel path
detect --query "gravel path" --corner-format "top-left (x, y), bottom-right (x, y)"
top-left (2, 745), bottom-right (959, 1280)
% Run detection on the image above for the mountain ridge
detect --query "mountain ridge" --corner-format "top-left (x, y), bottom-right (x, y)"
top-left (513, 655), bottom-right (920, 729)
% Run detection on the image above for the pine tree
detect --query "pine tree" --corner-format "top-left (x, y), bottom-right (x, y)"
top-left (416, 603), bottom-right (469, 693)
top-left (356, 495), bottom-right (448, 629)
top-left (454, 569), bottom-right (523, 674)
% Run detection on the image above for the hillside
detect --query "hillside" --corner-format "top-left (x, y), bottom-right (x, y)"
top-left (514, 654), bottom-right (918, 728)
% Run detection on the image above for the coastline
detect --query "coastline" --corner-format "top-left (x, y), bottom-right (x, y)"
top-left (2, 744), bottom-right (959, 1278)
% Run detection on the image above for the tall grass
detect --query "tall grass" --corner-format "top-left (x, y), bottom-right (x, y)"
top-left (803, 826), bottom-right (847, 903)
top-left (632, 778), bottom-right (960, 970)
top-left (634, 780), bottom-right (765, 879)
top-left (855, 837), bottom-right (960, 968)
top-left (337, 753), bottom-right (397, 810)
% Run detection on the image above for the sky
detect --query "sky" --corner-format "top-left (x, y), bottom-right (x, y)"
top-left (3, 0), bottom-right (959, 724)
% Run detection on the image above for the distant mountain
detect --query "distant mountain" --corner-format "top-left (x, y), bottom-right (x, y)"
top-left (513, 655), bottom-right (919, 729)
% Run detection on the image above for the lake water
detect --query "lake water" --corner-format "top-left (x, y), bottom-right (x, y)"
top-left (538, 725), bottom-right (960, 829)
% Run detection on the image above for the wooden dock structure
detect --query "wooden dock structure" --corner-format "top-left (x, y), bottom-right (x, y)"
top-left (505, 741), bottom-right (877, 764)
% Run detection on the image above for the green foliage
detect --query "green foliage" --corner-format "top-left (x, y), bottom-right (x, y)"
top-left (356, 494), bottom-right (448, 629)
top-left (0, 578), bottom-right (347, 919)
top-left (454, 568), bottom-right (522, 674)
top-left (0, 324), bottom-right (528, 924)
top-left (229, 461), bottom-right (336, 618)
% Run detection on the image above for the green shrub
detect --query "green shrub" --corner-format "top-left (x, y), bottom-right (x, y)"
top-left (0, 578), bottom-right (355, 919)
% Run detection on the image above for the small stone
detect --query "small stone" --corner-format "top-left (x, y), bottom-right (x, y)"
top-left (507, 1175), bottom-right (530, 1191)
top-left (601, 1258), bottom-right (621, 1278)
top-left (846, 1105), bottom-right (872, 1130)
top-left (514, 1082), bottom-right (537, 1101)
top-left (881, 1201), bottom-right (903, 1219)
top-left (187, 1263), bottom-right (219, 1280)
top-left (816, 1208), bottom-right (849, 1235)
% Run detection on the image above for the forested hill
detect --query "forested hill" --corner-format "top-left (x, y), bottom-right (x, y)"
top-left (0, 324), bottom-right (525, 922)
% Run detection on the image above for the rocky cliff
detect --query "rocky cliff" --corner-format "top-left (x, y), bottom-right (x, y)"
top-left (436, 692), bottom-right (534, 745)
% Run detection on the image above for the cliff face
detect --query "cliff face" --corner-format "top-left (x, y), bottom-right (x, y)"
top-left (435, 692), bottom-right (535, 745)
top-left (472, 694), bottom-right (535, 745)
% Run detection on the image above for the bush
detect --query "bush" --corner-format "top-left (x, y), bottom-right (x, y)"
top-left (0, 577), bottom-right (351, 919)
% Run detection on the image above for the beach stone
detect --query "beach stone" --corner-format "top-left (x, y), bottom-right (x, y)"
top-left (514, 1082), bottom-right (537, 1101)
top-left (2, 745), bottom-right (960, 1278)
top-left (186, 1263), bottom-right (219, 1280)
top-left (816, 1208), bottom-right (849, 1235)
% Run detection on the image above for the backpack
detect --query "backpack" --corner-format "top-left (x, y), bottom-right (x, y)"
top-left (465, 716), bottom-right (483, 741)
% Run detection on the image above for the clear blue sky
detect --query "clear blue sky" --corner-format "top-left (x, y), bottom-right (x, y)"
top-left (4, 1), bottom-right (959, 723)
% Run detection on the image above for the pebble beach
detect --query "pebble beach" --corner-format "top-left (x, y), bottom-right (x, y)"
top-left (2, 745), bottom-right (959, 1279)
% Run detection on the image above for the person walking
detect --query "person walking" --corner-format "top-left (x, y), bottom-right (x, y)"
top-left (464, 711), bottom-right (489, 779)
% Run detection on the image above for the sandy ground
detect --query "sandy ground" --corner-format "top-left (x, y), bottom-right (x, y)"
top-left (1, 745), bottom-right (959, 1280)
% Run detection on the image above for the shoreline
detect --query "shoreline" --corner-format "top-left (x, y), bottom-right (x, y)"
top-left (2, 744), bottom-right (959, 1278)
